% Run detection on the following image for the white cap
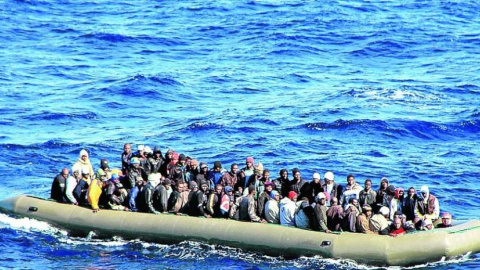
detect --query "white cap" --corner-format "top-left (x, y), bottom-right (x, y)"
top-left (137, 144), bottom-right (145, 151)
top-left (379, 206), bottom-right (389, 216)
top-left (324, 171), bottom-right (334, 181)
top-left (420, 185), bottom-right (429, 194)
top-left (144, 146), bottom-right (153, 154)
top-left (313, 173), bottom-right (320, 179)
top-left (315, 192), bottom-right (326, 202)
top-left (81, 167), bottom-right (90, 175)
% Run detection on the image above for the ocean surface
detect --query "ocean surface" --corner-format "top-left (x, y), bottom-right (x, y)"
top-left (1, 0), bottom-right (479, 269)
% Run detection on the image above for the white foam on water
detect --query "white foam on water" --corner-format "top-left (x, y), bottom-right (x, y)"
top-left (0, 212), bottom-right (67, 236)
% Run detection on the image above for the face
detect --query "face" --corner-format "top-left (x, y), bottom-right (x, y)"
top-left (177, 184), bottom-right (185, 192)
top-left (216, 186), bottom-right (223, 194)
top-left (394, 219), bottom-right (402, 229)
top-left (347, 176), bottom-right (355, 186)
top-left (442, 216), bottom-right (452, 226)
top-left (167, 152), bottom-right (173, 159)
top-left (62, 169), bottom-right (69, 177)
top-left (231, 165), bottom-right (238, 174)
top-left (408, 188), bottom-right (416, 197)
top-left (421, 192), bottom-right (427, 198)
top-left (73, 171), bottom-right (80, 177)
top-left (263, 171), bottom-right (270, 179)
top-left (292, 195), bottom-right (298, 202)
top-left (124, 144), bottom-right (131, 153)
top-left (281, 171), bottom-right (288, 179)
top-left (319, 198), bottom-right (325, 205)
top-left (352, 199), bottom-right (359, 207)
top-left (381, 181), bottom-right (388, 188)
top-left (366, 210), bottom-right (372, 218)
top-left (246, 161), bottom-right (253, 168)
top-left (274, 193), bottom-right (280, 201)
top-left (179, 160), bottom-right (186, 166)
top-left (265, 185), bottom-right (273, 192)
top-left (326, 178), bottom-right (333, 184)
top-left (293, 172), bottom-right (301, 180)
top-left (81, 155), bottom-right (87, 161)
top-left (201, 184), bottom-right (208, 192)
top-left (365, 181), bottom-right (371, 190)
top-left (313, 177), bottom-right (320, 183)
top-left (399, 190), bottom-right (404, 197)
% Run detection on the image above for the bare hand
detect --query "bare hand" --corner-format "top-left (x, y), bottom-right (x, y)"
top-left (93, 209), bottom-right (99, 213)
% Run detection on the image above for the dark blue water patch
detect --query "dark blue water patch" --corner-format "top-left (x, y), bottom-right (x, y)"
top-left (25, 111), bottom-right (98, 121)
top-left (185, 122), bottom-right (223, 131)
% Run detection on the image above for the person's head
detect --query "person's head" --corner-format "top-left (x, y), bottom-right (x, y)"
top-left (248, 185), bottom-right (256, 196)
top-left (164, 179), bottom-right (172, 189)
top-left (347, 174), bottom-right (355, 186)
top-left (263, 169), bottom-right (270, 180)
top-left (246, 157), bottom-right (254, 168)
top-left (331, 197), bottom-right (338, 206)
top-left (81, 168), bottom-right (90, 178)
top-left (380, 177), bottom-right (389, 189)
top-left (80, 149), bottom-right (88, 161)
top-left (178, 154), bottom-right (187, 166)
top-left (230, 163), bottom-right (238, 174)
top-left (420, 185), bottom-right (430, 199)
top-left (422, 218), bottom-right (433, 230)
top-left (270, 190), bottom-right (280, 201)
top-left (362, 204), bottom-right (372, 218)
top-left (364, 179), bottom-right (372, 191)
top-left (279, 169), bottom-right (288, 180)
top-left (254, 163), bottom-right (264, 177)
top-left (200, 181), bottom-right (208, 192)
top-left (288, 191), bottom-right (298, 202)
top-left (143, 146), bottom-right (152, 157)
top-left (72, 168), bottom-right (80, 178)
top-left (165, 149), bottom-right (174, 160)
top-left (214, 161), bottom-right (222, 172)
top-left (395, 188), bottom-right (404, 199)
top-left (123, 143), bottom-right (131, 153)
top-left (177, 181), bottom-right (186, 192)
top-left (225, 186), bottom-right (233, 196)
top-left (153, 146), bottom-right (162, 158)
top-left (61, 168), bottom-right (69, 178)
top-left (393, 217), bottom-right (402, 229)
top-left (324, 171), bottom-right (334, 184)
top-left (200, 163), bottom-right (208, 173)
top-left (137, 145), bottom-right (145, 155)
top-left (292, 168), bottom-right (301, 181)
top-left (386, 185), bottom-right (396, 200)
top-left (312, 173), bottom-right (320, 183)
top-left (408, 187), bottom-right (416, 198)
top-left (131, 157), bottom-right (141, 168)
top-left (100, 159), bottom-right (109, 171)
top-left (315, 192), bottom-right (326, 205)
top-left (351, 198), bottom-right (359, 207)
top-left (215, 184), bottom-right (224, 195)
top-left (442, 212), bottom-right (453, 227)
top-left (189, 181), bottom-right (198, 192)
top-left (264, 182), bottom-right (274, 192)
top-left (379, 206), bottom-right (390, 218)
top-left (190, 160), bottom-right (199, 170)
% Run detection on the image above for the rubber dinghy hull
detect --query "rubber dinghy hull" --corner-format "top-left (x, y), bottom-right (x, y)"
top-left (1, 195), bottom-right (480, 266)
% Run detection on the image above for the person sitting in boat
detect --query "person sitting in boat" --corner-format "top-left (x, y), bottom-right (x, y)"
top-left (65, 168), bottom-right (81, 205)
top-left (288, 168), bottom-right (306, 197)
top-left (356, 204), bottom-right (374, 234)
top-left (50, 167), bottom-right (70, 203)
top-left (95, 159), bottom-right (111, 180)
top-left (127, 157), bottom-right (147, 190)
top-left (121, 143), bottom-right (133, 176)
top-left (137, 173), bottom-right (162, 215)
top-left (169, 154), bottom-right (188, 184)
top-left (393, 211), bottom-right (415, 232)
top-left (359, 179), bottom-right (376, 208)
top-left (87, 170), bottom-right (109, 213)
top-left (185, 159), bottom-right (199, 183)
top-left (206, 184), bottom-right (225, 218)
top-left (168, 181), bottom-right (189, 215)
top-left (230, 185), bottom-right (266, 223)
top-left (342, 198), bottom-right (361, 232)
top-left (322, 171), bottom-right (342, 207)
top-left (265, 190), bottom-right (281, 224)
top-left (72, 149), bottom-right (94, 183)
top-left (196, 162), bottom-right (209, 184)
top-left (105, 173), bottom-right (128, 211)
top-left (73, 168), bottom-right (90, 206)
top-left (257, 181), bottom-right (274, 219)
top-left (208, 161), bottom-right (225, 190)
top-left (159, 149), bottom-right (174, 177)
top-left (389, 188), bottom-right (404, 220)
top-left (147, 146), bottom-right (164, 175)
top-left (219, 186), bottom-right (233, 217)
top-left (369, 206), bottom-right (390, 235)
top-left (297, 173), bottom-right (322, 203)
top-left (327, 197), bottom-right (343, 231)
top-left (128, 174), bottom-right (145, 212)
top-left (132, 144), bottom-right (145, 159)
top-left (152, 179), bottom-right (172, 213)
top-left (421, 218), bottom-right (433, 230)
top-left (273, 169), bottom-right (289, 198)
top-left (340, 175), bottom-right (362, 210)
top-left (243, 163), bottom-right (264, 198)
top-left (294, 197), bottom-right (313, 230)
top-left (375, 177), bottom-right (389, 213)
top-left (238, 157), bottom-right (255, 193)
top-left (414, 185), bottom-right (440, 229)
top-left (389, 217), bottom-right (406, 237)
top-left (279, 191), bottom-right (298, 227)
top-left (311, 192), bottom-right (330, 233)
top-left (402, 187), bottom-right (419, 222)
top-left (436, 212), bottom-right (453, 228)
top-left (141, 146), bottom-right (153, 174)
top-left (221, 163), bottom-right (239, 192)
top-left (165, 152), bottom-right (179, 179)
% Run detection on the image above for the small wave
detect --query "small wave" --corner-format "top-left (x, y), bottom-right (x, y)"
top-left (186, 122), bottom-right (223, 130)
top-left (304, 119), bottom-right (389, 131)
top-left (80, 33), bottom-right (135, 42)
top-left (26, 111), bottom-right (98, 121)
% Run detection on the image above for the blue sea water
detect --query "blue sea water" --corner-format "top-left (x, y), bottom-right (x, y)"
top-left (1, 0), bottom-right (480, 268)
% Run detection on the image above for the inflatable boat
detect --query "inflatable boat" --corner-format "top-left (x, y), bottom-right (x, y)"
top-left (1, 195), bottom-right (479, 266)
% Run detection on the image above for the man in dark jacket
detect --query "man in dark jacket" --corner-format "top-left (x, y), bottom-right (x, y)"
top-left (257, 181), bottom-right (274, 219)
top-left (288, 168), bottom-right (306, 195)
top-left (51, 168), bottom-right (70, 203)
top-left (403, 187), bottom-right (418, 222)
top-left (148, 146), bottom-right (164, 175)
top-left (121, 143), bottom-right (133, 175)
top-left (222, 163), bottom-right (239, 190)
top-left (169, 154), bottom-right (188, 184)
top-left (187, 181), bottom-right (211, 218)
top-left (137, 174), bottom-right (161, 214)
top-left (273, 169), bottom-right (289, 198)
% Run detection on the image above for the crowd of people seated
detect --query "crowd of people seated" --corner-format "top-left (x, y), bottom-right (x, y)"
top-left (50, 144), bottom-right (454, 236)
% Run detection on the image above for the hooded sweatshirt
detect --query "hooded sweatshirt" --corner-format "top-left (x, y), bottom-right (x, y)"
top-left (72, 149), bottom-right (94, 181)
top-left (279, 197), bottom-right (296, 227)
